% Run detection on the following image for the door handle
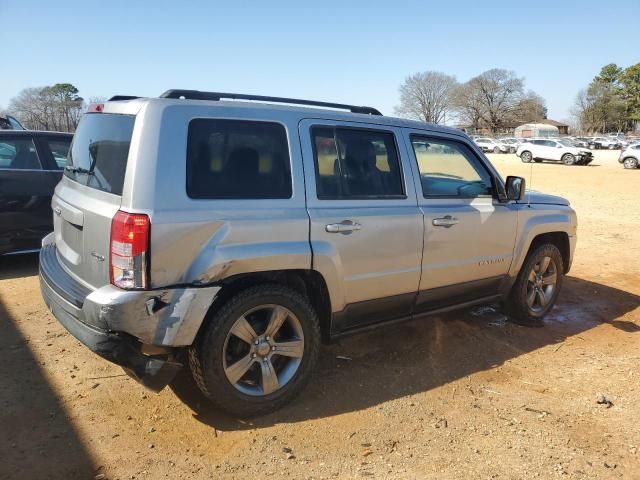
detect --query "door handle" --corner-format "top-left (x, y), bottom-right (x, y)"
top-left (325, 221), bottom-right (362, 234)
top-left (432, 215), bottom-right (459, 228)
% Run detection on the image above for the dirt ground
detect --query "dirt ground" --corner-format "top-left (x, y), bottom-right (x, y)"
top-left (1, 149), bottom-right (639, 480)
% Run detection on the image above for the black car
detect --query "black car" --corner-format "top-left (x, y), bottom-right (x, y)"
top-left (0, 130), bottom-right (72, 255)
top-left (0, 114), bottom-right (25, 130)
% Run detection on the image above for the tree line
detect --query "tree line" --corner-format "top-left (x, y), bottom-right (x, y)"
top-left (394, 69), bottom-right (547, 134)
top-left (572, 63), bottom-right (640, 134)
top-left (5, 83), bottom-right (85, 132)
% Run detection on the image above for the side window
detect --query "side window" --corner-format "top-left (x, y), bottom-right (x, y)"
top-left (43, 138), bottom-right (71, 170)
top-left (311, 127), bottom-right (404, 199)
top-left (0, 137), bottom-right (41, 170)
top-left (186, 119), bottom-right (292, 199)
top-left (410, 136), bottom-right (493, 198)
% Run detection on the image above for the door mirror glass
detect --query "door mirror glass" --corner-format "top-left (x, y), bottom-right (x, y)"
top-left (505, 176), bottom-right (525, 201)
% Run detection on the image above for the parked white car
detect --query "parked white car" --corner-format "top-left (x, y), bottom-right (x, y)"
top-left (474, 137), bottom-right (508, 153)
top-left (516, 138), bottom-right (593, 165)
top-left (619, 144), bottom-right (640, 169)
top-left (497, 138), bottom-right (519, 153)
top-left (591, 137), bottom-right (621, 149)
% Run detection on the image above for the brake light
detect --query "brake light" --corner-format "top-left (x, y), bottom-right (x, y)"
top-left (87, 103), bottom-right (104, 113)
top-left (110, 210), bottom-right (150, 289)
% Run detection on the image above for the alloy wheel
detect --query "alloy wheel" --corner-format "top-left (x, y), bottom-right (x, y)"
top-left (223, 304), bottom-right (304, 396)
top-left (526, 256), bottom-right (557, 314)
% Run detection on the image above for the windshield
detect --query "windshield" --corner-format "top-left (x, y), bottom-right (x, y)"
top-left (64, 113), bottom-right (135, 195)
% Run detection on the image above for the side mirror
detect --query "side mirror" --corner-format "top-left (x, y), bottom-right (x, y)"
top-left (505, 176), bottom-right (526, 201)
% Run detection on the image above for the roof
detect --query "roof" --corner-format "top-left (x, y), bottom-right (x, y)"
top-left (104, 95), bottom-right (468, 139)
top-left (536, 119), bottom-right (569, 127)
top-left (515, 122), bottom-right (559, 130)
top-left (0, 130), bottom-right (73, 137)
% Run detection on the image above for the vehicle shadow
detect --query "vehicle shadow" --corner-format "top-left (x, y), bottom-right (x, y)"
top-left (0, 252), bottom-right (39, 281)
top-left (0, 298), bottom-right (97, 479)
top-left (170, 275), bottom-right (640, 430)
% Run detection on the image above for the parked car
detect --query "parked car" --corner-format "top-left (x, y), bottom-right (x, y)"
top-left (516, 138), bottom-right (593, 165)
top-left (590, 137), bottom-right (620, 149)
top-left (570, 137), bottom-right (591, 148)
top-left (0, 130), bottom-right (72, 255)
top-left (0, 114), bottom-right (25, 130)
top-left (39, 91), bottom-right (577, 417)
top-left (474, 137), bottom-right (507, 153)
top-left (619, 144), bottom-right (640, 169)
top-left (497, 138), bottom-right (519, 153)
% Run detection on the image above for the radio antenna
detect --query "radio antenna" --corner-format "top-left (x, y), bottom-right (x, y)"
top-left (528, 155), bottom-right (533, 207)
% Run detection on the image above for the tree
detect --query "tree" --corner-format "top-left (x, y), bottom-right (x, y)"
top-left (466, 69), bottom-right (525, 133)
top-left (394, 71), bottom-right (458, 124)
top-left (508, 91), bottom-right (547, 124)
top-left (8, 83), bottom-right (84, 132)
top-left (451, 81), bottom-right (486, 131)
top-left (619, 63), bottom-right (640, 130)
top-left (573, 64), bottom-right (630, 133)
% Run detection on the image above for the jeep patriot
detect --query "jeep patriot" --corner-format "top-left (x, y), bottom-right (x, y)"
top-left (39, 90), bottom-right (577, 416)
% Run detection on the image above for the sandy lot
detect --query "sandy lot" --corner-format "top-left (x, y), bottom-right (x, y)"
top-left (1, 150), bottom-right (639, 480)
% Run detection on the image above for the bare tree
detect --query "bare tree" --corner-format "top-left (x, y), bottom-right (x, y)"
top-left (394, 71), bottom-right (458, 124)
top-left (451, 82), bottom-right (486, 131)
top-left (8, 84), bottom-right (84, 132)
top-left (466, 69), bottom-right (525, 133)
top-left (508, 91), bottom-right (547, 124)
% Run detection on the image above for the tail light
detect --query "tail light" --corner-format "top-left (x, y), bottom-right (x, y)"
top-left (110, 210), bottom-right (150, 289)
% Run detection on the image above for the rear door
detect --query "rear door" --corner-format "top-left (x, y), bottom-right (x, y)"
top-left (52, 113), bottom-right (135, 289)
top-left (300, 119), bottom-right (423, 332)
top-left (0, 134), bottom-right (61, 254)
top-left (403, 130), bottom-right (517, 312)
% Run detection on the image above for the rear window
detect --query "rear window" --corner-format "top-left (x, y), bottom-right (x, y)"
top-left (65, 113), bottom-right (135, 195)
top-left (186, 119), bottom-right (292, 199)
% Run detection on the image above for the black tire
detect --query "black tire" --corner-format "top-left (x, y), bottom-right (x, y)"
top-left (188, 284), bottom-right (320, 417)
top-left (521, 151), bottom-right (532, 163)
top-left (493, 146), bottom-right (500, 154)
top-left (506, 243), bottom-right (564, 327)
top-left (562, 153), bottom-right (575, 165)
top-left (623, 157), bottom-right (638, 169)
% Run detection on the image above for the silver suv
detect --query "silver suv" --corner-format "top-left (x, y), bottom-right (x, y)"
top-left (39, 90), bottom-right (577, 416)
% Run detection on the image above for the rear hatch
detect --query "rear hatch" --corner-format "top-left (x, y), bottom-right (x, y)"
top-left (53, 111), bottom-right (135, 290)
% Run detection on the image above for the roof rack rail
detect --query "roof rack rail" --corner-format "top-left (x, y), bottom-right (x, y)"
top-left (159, 90), bottom-right (382, 116)
top-left (109, 95), bottom-right (140, 101)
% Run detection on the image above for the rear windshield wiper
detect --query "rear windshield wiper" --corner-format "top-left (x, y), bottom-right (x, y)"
top-left (64, 165), bottom-right (95, 175)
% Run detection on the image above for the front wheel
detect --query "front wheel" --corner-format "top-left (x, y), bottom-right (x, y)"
top-left (493, 146), bottom-right (501, 154)
top-left (623, 157), bottom-right (638, 169)
top-left (562, 153), bottom-right (576, 165)
top-left (506, 244), bottom-right (564, 327)
top-left (520, 151), bottom-right (532, 163)
top-left (188, 284), bottom-right (320, 417)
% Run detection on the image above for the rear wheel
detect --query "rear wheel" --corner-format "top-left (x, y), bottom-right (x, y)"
top-left (562, 153), bottom-right (576, 165)
top-left (188, 284), bottom-right (320, 417)
top-left (520, 151), bottom-right (532, 163)
top-left (623, 157), bottom-right (638, 169)
top-left (493, 146), bottom-right (500, 154)
top-left (506, 244), bottom-right (564, 327)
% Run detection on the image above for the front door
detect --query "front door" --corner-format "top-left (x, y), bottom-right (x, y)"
top-left (0, 135), bottom-right (62, 254)
top-left (299, 119), bottom-right (423, 333)
top-left (404, 131), bottom-right (518, 312)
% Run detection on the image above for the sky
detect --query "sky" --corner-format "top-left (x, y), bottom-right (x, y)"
top-left (1, 0), bottom-right (638, 123)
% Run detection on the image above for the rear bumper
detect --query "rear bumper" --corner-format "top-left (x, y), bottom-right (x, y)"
top-left (39, 237), bottom-right (220, 391)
